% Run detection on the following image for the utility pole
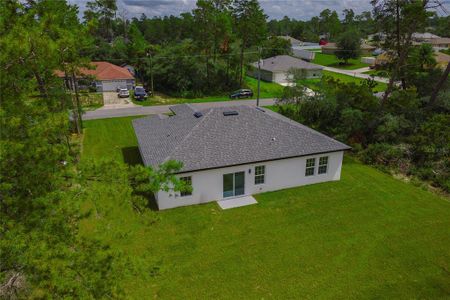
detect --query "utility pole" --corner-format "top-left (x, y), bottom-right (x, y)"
top-left (147, 50), bottom-right (154, 97)
top-left (71, 71), bottom-right (83, 134)
top-left (150, 54), bottom-right (154, 97)
top-left (257, 46), bottom-right (261, 107)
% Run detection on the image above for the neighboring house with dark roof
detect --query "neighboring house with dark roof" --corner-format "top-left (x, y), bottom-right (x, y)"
top-left (248, 55), bottom-right (323, 84)
top-left (133, 104), bottom-right (350, 210)
top-left (55, 61), bottom-right (135, 92)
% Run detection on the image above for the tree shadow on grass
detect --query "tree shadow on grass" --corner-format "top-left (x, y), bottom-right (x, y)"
top-left (122, 146), bottom-right (143, 166)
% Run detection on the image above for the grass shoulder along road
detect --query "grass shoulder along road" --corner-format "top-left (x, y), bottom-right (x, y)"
top-left (312, 52), bottom-right (370, 70)
top-left (81, 115), bottom-right (450, 299)
top-left (131, 76), bottom-right (284, 106)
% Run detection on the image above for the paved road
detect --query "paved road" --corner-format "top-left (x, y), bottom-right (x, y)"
top-left (324, 67), bottom-right (390, 83)
top-left (83, 98), bottom-right (276, 120)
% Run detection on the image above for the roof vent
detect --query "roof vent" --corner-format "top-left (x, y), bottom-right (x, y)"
top-left (193, 111), bottom-right (203, 118)
top-left (223, 111), bottom-right (239, 116)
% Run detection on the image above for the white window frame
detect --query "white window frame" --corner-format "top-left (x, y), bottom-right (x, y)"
top-left (305, 158), bottom-right (315, 176)
top-left (318, 156), bottom-right (328, 175)
top-left (254, 165), bottom-right (265, 185)
top-left (179, 176), bottom-right (192, 197)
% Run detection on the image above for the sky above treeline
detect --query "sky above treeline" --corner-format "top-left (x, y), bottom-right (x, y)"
top-left (68, 0), bottom-right (374, 20)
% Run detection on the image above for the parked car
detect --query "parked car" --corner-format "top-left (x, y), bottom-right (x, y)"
top-left (134, 86), bottom-right (148, 100)
top-left (229, 89), bottom-right (253, 99)
top-left (117, 88), bottom-right (129, 98)
top-left (116, 86), bottom-right (126, 92)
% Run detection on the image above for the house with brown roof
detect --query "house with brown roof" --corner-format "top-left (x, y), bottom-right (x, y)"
top-left (56, 61), bottom-right (135, 92)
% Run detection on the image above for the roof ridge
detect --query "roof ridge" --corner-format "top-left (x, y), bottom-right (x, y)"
top-left (162, 108), bottom-right (214, 164)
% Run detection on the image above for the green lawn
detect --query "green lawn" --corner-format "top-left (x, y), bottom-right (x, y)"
top-left (81, 116), bottom-right (450, 299)
top-left (82, 116), bottom-right (142, 164)
top-left (312, 52), bottom-right (370, 70)
top-left (363, 69), bottom-right (390, 78)
top-left (132, 76), bottom-right (284, 106)
top-left (299, 70), bottom-right (387, 93)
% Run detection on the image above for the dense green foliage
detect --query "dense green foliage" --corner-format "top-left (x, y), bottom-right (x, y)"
top-left (335, 30), bottom-right (361, 64)
top-left (277, 1), bottom-right (449, 192)
top-left (84, 0), bottom-right (268, 97)
top-left (277, 75), bottom-right (449, 191)
top-left (79, 121), bottom-right (450, 298)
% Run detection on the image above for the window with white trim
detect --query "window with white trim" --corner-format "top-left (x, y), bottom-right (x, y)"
top-left (180, 176), bottom-right (192, 197)
top-left (305, 158), bottom-right (315, 176)
top-left (255, 165), bottom-right (265, 185)
top-left (318, 156), bottom-right (328, 174)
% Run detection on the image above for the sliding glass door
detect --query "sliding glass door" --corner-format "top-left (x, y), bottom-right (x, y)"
top-left (223, 172), bottom-right (245, 198)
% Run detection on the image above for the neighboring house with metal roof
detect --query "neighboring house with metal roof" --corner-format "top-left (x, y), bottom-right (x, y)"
top-left (248, 55), bottom-right (323, 84)
top-left (55, 61), bottom-right (135, 92)
top-left (133, 104), bottom-right (350, 210)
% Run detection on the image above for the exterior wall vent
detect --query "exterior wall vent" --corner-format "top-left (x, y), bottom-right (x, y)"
top-left (223, 111), bottom-right (239, 116)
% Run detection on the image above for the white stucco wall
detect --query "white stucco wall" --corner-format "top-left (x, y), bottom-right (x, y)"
top-left (156, 151), bottom-right (344, 210)
top-left (248, 69), bottom-right (322, 84)
top-left (96, 79), bottom-right (135, 92)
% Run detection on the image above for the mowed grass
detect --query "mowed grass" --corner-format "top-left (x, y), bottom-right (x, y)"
top-left (82, 116), bottom-right (142, 164)
top-left (132, 76), bottom-right (284, 106)
top-left (299, 70), bottom-right (388, 93)
top-left (312, 52), bottom-right (370, 70)
top-left (81, 116), bottom-right (450, 298)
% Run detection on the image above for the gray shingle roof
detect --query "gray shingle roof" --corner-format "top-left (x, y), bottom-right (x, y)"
top-left (252, 55), bottom-right (323, 72)
top-left (133, 104), bottom-right (350, 173)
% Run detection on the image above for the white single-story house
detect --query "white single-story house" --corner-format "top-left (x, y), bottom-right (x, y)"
top-left (248, 55), bottom-right (323, 84)
top-left (56, 61), bottom-right (135, 92)
top-left (133, 104), bottom-right (350, 210)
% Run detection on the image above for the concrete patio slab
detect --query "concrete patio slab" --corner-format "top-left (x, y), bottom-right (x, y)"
top-left (217, 195), bottom-right (257, 210)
